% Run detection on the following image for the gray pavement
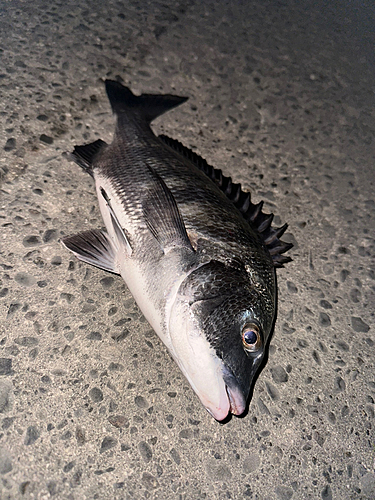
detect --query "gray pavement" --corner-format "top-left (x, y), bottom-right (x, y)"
top-left (0, 1), bottom-right (374, 498)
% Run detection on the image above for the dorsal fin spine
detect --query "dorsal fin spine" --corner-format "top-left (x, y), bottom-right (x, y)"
top-left (158, 134), bottom-right (293, 267)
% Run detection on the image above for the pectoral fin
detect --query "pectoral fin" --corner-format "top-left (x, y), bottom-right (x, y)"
top-left (99, 187), bottom-right (132, 256)
top-left (142, 163), bottom-right (194, 254)
top-left (61, 229), bottom-right (120, 274)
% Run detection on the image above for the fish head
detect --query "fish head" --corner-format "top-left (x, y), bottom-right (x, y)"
top-left (168, 260), bottom-right (275, 421)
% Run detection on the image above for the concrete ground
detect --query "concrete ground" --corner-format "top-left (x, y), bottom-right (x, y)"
top-left (0, 0), bottom-right (374, 498)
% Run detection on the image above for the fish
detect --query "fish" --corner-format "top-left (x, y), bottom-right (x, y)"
top-left (62, 79), bottom-right (293, 421)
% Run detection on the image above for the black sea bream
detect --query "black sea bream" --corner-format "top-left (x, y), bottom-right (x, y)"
top-left (62, 80), bottom-right (293, 421)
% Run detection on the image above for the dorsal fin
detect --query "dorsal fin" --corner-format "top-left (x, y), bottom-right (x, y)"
top-left (158, 134), bottom-right (293, 268)
top-left (71, 139), bottom-right (107, 177)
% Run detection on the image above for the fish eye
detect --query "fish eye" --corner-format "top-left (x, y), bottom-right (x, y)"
top-left (242, 323), bottom-right (262, 352)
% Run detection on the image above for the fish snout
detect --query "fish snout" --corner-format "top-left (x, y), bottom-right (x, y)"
top-left (204, 367), bottom-right (248, 421)
top-left (225, 383), bottom-right (247, 417)
top-left (223, 367), bottom-right (248, 417)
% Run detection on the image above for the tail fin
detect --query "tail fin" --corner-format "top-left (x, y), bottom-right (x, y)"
top-left (105, 80), bottom-right (188, 123)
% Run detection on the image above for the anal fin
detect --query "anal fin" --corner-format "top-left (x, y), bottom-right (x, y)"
top-left (61, 229), bottom-right (119, 274)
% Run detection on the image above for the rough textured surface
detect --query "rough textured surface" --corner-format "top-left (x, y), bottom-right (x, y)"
top-left (0, 1), bottom-right (374, 499)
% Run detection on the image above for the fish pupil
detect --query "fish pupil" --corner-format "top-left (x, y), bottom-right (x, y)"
top-left (243, 329), bottom-right (257, 345)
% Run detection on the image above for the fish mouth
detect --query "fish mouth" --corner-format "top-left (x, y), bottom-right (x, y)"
top-left (204, 368), bottom-right (247, 421)
top-left (225, 383), bottom-right (246, 416)
top-left (205, 384), bottom-right (246, 421)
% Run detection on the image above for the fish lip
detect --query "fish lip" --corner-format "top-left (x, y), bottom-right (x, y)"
top-left (204, 383), bottom-right (246, 421)
top-left (208, 356), bottom-right (265, 420)
top-left (225, 383), bottom-right (246, 416)
top-left (222, 366), bottom-right (248, 417)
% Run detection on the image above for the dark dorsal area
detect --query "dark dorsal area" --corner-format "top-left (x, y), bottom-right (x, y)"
top-left (158, 134), bottom-right (293, 267)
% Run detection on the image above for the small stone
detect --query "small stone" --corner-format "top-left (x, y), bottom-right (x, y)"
top-left (170, 448), bottom-right (180, 465)
top-left (28, 348), bottom-right (38, 360)
top-left (40, 134), bottom-right (53, 144)
top-left (7, 303), bottom-right (22, 317)
top-left (63, 461), bottom-right (75, 473)
top-left (15, 273), bottom-right (36, 287)
top-left (313, 431), bottom-right (325, 447)
top-left (275, 485), bottom-right (293, 500)
top-left (134, 395), bottom-right (148, 408)
top-left (336, 340), bottom-right (349, 352)
top-left (43, 229), bottom-right (58, 243)
top-left (114, 318), bottom-right (131, 327)
top-left (257, 397), bottom-right (270, 415)
top-left (270, 366), bottom-right (288, 383)
top-left (57, 419), bottom-right (67, 430)
top-left (108, 362), bottom-right (124, 371)
top-left (349, 288), bottom-right (361, 303)
top-left (60, 293), bottom-right (74, 304)
top-left (4, 138), bottom-right (16, 151)
top-left (312, 350), bottom-right (321, 365)
top-left (71, 470), bottom-right (82, 486)
top-left (47, 481), bottom-right (57, 495)
top-left (340, 269), bottom-right (350, 282)
top-left (100, 436), bottom-right (117, 453)
top-left (86, 332), bottom-right (102, 340)
top-left (89, 387), bottom-right (103, 403)
top-left (14, 337), bottom-right (38, 347)
top-left (108, 415), bottom-right (129, 428)
top-left (287, 281), bottom-right (298, 293)
top-left (60, 430), bottom-right (72, 440)
top-left (334, 377), bottom-right (346, 392)
top-left (138, 441), bottom-right (152, 462)
top-left (0, 448), bottom-right (12, 474)
top-left (320, 300), bottom-right (332, 309)
top-left (25, 425), bottom-right (40, 445)
top-left (265, 381), bottom-right (280, 400)
top-left (351, 316), bottom-right (370, 333)
top-left (111, 329), bottom-right (129, 342)
top-left (19, 482), bottom-right (31, 495)
top-left (23, 235), bottom-right (41, 247)
top-left (75, 426), bottom-right (86, 445)
top-left (341, 405), bottom-right (349, 417)
top-left (242, 452), bottom-right (260, 473)
top-left (321, 484), bottom-right (333, 500)
top-left (100, 277), bottom-right (114, 288)
top-left (319, 312), bottom-right (331, 327)
top-left (142, 472), bottom-right (159, 490)
top-left (2, 417), bottom-right (15, 429)
top-left (360, 473), bottom-right (375, 498)
top-left (0, 359), bottom-right (12, 376)
top-left (282, 323), bottom-right (296, 335)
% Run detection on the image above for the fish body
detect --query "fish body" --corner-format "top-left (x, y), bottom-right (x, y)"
top-left (62, 80), bottom-right (292, 421)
